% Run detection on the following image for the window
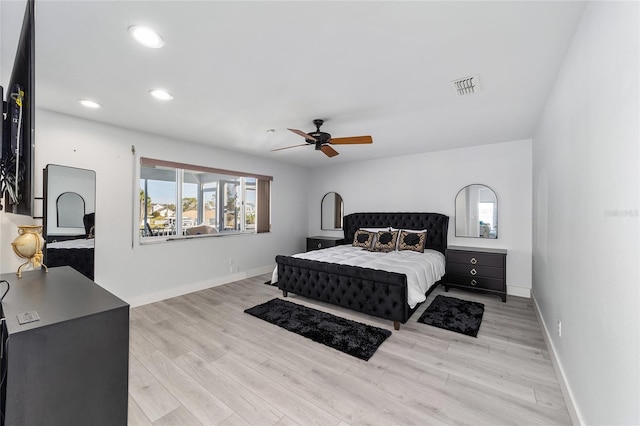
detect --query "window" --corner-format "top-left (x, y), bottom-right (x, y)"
top-left (139, 158), bottom-right (271, 240)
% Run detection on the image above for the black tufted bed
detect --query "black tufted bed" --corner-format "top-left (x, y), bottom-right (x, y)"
top-left (276, 212), bottom-right (449, 330)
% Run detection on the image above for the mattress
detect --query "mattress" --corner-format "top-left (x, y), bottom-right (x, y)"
top-left (273, 245), bottom-right (446, 308)
top-left (48, 238), bottom-right (95, 249)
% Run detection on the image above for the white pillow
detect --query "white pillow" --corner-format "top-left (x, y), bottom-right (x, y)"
top-left (390, 227), bottom-right (426, 233)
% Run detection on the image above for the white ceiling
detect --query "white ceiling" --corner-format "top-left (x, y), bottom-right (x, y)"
top-left (3, 1), bottom-right (586, 168)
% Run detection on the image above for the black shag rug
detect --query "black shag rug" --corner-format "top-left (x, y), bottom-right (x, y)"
top-left (417, 295), bottom-right (485, 337)
top-left (244, 298), bottom-right (391, 361)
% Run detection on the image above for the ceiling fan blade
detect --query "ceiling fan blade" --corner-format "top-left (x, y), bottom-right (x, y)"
top-left (320, 145), bottom-right (339, 158)
top-left (329, 135), bottom-right (373, 145)
top-left (271, 143), bottom-right (309, 152)
top-left (287, 128), bottom-right (317, 141)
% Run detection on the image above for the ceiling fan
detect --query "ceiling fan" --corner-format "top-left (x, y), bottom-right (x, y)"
top-left (272, 119), bottom-right (373, 158)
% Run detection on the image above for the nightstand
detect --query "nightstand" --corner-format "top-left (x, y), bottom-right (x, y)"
top-left (306, 236), bottom-right (345, 251)
top-left (444, 246), bottom-right (507, 302)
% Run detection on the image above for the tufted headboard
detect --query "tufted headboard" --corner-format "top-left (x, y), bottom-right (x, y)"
top-left (343, 212), bottom-right (449, 255)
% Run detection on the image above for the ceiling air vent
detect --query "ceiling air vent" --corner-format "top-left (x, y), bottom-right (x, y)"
top-left (451, 75), bottom-right (481, 97)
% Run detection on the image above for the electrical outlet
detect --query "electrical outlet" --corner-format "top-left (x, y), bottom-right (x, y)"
top-left (232, 266), bottom-right (239, 273)
top-left (17, 310), bottom-right (40, 325)
top-left (558, 320), bottom-right (562, 337)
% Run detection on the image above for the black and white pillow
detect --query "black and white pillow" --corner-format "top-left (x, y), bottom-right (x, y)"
top-left (373, 230), bottom-right (398, 251)
top-left (352, 230), bottom-right (374, 248)
top-left (398, 230), bottom-right (426, 253)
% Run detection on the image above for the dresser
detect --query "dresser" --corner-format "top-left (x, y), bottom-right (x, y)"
top-left (444, 246), bottom-right (507, 302)
top-left (0, 266), bottom-right (129, 425)
top-left (306, 236), bottom-right (345, 251)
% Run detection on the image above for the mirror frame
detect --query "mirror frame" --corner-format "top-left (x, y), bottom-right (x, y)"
top-left (455, 184), bottom-right (498, 239)
top-left (321, 192), bottom-right (344, 230)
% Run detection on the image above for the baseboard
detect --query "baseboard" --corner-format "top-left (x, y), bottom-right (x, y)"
top-left (245, 264), bottom-right (275, 277)
top-left (531, 291), bottom-right (584, 426)
top-left (126, 265), bottom-right (274, 308)
top-left (507, 285), bottom-right (531, 298)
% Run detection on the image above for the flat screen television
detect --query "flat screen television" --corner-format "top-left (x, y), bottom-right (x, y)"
top-left (1, 0), bottom-right (35, 216)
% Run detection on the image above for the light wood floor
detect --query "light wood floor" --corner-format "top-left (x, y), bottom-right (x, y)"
top-left (127, 274), bottom-right (571, 426)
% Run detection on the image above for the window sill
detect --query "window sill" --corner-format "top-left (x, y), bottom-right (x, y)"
top-left (139, 230), bottom-right (265, 245)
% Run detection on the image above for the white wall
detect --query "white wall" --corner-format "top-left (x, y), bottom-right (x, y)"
top-left (308, 139), bottom-right (533, 296)
top-left (0, 109), bottom-right (309, 304)
top-left (532, 2), bottom-right (639, 425)
top-left (0, 1), bottom-right (27, 82)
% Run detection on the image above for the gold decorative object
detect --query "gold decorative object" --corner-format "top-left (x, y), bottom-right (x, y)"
top-left (11, 225), bottom-right (48, 278)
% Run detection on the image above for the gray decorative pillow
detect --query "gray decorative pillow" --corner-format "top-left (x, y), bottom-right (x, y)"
top-left (352, 230), bottom-right (374, 248)
top-left (398, 231), bottom-right (426, 253)
top-left (373, 230), bottom-right (398, 251)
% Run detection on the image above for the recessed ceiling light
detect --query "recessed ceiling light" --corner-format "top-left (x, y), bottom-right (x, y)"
top-left (128, 25), bottom-right (165, 48)
top-left (149, 89), bottom-right (174, 101)
top-left (78, 99), bottom-right (101, 109)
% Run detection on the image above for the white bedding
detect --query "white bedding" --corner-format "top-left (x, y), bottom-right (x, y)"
top-left (47, 239), bottom-right (95, 249)
top-left (272, 245), bottom-right (445, 309)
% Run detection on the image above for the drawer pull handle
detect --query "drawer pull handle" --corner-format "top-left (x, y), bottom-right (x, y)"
top-left (470, 268), bottom-right (477, 276)
top-left (317, 243), bottom-right (322, 248)
top-left (471, 279), bottom-right (477, 286)
top-left (470, 257), bottom-right (477, 265)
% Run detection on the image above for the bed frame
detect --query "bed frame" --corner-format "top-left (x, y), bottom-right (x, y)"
top-left (276, 212), bottom-right (449, 330)
top-left (46, 235), bottom-right (95, 280)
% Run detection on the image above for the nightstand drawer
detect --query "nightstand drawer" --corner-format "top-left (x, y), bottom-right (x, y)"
top-left (447, 251), bottom-right (504, 267)
top-left (446, 273), bottom-right (505, 292)
top-left (306, 237), bottom-right (344, 251)
top-left (447, 263), bottom-right (504, 279)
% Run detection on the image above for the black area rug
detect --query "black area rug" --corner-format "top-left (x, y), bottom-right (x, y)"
top-left (244, 298), bottom-right (391, 361)
top-left (417, 295), bottom-right (485, 337)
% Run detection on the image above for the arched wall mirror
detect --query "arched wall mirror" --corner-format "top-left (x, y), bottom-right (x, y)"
top-left (455, 184), bottom-right (498, 239)
top-left (57, 192), bottom-right (85, 227)
top-left (321, 192), bottom-right (344, 230)
top-left (43, 164), bottom-right (96, 280)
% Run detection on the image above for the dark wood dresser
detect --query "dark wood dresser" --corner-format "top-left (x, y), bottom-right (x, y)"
top-left (444, 246), bottom-right (507, 302)
top-left (0, 266), bottom-right (129, 425)
top-left (306, 236), bottom-right (345, 251)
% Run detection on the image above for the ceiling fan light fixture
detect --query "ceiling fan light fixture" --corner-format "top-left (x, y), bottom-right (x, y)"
top-left (149, 89), bottom-right (174, 101)
top-left (128, 25), bottom-right (165, 48)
